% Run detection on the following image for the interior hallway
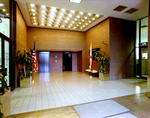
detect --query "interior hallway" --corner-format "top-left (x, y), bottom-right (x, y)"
top-left (3, 72), bottom-right (148, 117)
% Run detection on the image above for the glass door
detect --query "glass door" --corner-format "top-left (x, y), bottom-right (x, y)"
top-left (135, 16), bottom-right (148, 78)
top-left (141, 47), bottom-right (148, 78)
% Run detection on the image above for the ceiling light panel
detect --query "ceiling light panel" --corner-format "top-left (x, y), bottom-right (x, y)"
top-left (27, 3), bottom-right (103, 30)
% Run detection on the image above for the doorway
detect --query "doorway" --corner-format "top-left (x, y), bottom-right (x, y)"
top-left (39, 52), bottom-right (50, 72)
top-left (63, 52), bottom-right (72, 71)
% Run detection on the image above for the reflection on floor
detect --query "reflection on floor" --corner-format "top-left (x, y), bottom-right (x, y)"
top-left (3, 72), bottom-right (148, 117)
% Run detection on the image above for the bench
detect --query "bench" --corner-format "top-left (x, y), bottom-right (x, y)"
top-left (85, 69), bottom-right (99, 77)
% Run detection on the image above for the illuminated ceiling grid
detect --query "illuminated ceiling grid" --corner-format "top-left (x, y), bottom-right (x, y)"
top-left (27, 3), bottom-right (103, 30)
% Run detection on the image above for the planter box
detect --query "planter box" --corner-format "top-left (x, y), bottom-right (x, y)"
top-left (1, 88), bottom-right (10, 116)
top-left (20, 76), bottom-right (32, 88)
top-left (99, 73), bottom-right (109, 81)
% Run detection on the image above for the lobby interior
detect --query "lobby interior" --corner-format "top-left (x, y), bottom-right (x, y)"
top-left (0, 0), bottom-right (150, 117)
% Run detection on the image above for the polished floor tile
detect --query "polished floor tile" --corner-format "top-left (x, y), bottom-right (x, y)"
top-left (3, 72), bottom-right (148, 116)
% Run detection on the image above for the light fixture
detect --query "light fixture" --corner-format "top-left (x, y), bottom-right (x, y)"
top-left (33, 23), bottom-right (37, 25)
top-left (50, 7), bottom-right (57, 12)
top-left (0, 3), bottom-right (4, 7)
top-left (68, 14), bottom-right (72, 17)
top-left (96, 14), bottom-right (99, 17)
top-left (79, 12), bottom-right (83, 15)
top-left (30, 4), bottom-right (35, 7)
top-left (88, 13), bottom-right (91, 16)
top-left (27, 3), bottom-right (102, 30)
top-left (70, 0), bottom-right (82, 4)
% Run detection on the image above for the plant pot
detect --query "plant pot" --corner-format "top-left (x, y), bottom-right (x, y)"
top-left (99, 73), bottom-right (109, 81)
top-left (20, 75), bottom-right (32, 88)
top-left (0, 88), bottom-right (10, 116)
top-left (147, 77), bottom-right (150, 97)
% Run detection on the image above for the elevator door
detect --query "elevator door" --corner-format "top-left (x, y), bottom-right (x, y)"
top-left (39, 52), bottom-right (50, 72)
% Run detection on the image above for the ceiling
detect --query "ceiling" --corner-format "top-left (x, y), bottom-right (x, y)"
top-left (15, 0), bottom-right (149, 32)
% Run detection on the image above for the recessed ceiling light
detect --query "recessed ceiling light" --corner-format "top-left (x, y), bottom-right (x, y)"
top-left (79, 12), bottom-right (83, 15)
top-left (47, 24), bottom-right (51, 26)
top-left (71, 10), bottom-right (75, 13)
top-left (3, 9), bottom-right (6, 12)
top-left (27, 3), bottom-right (102, 30)
top-left (68, 14), bottom-right (72, 17)
top-left (0, 3), bottom-right (4, 6)
top-left (33, 23), bottom-right (37, 25)
top-left (41, 5), bottom-right (46, 9)
top-left (96, 14), bottom-right (99, 17)
top-left (70, 0), bottom-right (82, 4)
top-left (41, 10), bottom-right (46, 13)
top-left (50, 7), bottom-right (57, 12)
top-left (88, 13), bottom-right (91, 16)
top-left (77, 16), bottom-right (80, 18)
top-left (6, 13), bottom-right (9, 16)
top-left (74, 18), bottom-right (77, 21)
top-left (30, 4), bottom-right (35, 7)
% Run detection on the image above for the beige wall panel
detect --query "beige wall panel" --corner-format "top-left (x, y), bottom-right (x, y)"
top-left (27, 28), bottom-right (85, 72)
top-left (50, 51), bottom-right (62, 72)
top-left (72, 52), bottom-right (77, 71)
top-left (110, 17), bottom-right (135, 80)
top-left (16, 4), bottom-right (27, 53)
top-left (85, 19), bottom-right (110, 70)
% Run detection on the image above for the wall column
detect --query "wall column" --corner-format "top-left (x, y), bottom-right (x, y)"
top-left (147, 0), bottom-right (150, 97)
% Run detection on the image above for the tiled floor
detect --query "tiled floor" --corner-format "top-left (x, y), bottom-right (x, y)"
top-left (3, 72), bottom-right (148, 116)
top-left (4, 93), bottom-right (150, 118)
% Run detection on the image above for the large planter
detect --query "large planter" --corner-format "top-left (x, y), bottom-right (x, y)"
top-left (99, 73), bottom-right (109, 81)
top-left (20, 75), bottom-right (32, 88)
top-left (147, 77), bottom-right (150, 97)
top-left (1, 88), bottom-right (10, 116)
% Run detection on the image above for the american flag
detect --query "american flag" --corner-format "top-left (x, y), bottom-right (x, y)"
top-left (89, 43), bottom-right (93, 71)
top-left (32, 41), bottom-right (38, 74)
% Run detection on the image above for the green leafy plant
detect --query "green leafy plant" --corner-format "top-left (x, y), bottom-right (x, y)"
top-left (94, 50), bottom-right (110, 73)
top-left (0, 65), bottom-right (9, 118)
top-left (14, 48), bottom-right (33, 77)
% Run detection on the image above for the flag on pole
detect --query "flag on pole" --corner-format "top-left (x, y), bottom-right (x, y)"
top-left (32, 41), bottom-right (38, 74)
top-left (89, 43), bottom-right (93, 71)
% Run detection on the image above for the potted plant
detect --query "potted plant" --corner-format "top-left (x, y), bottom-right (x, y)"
top-left (0, 65), bottom-right (9, 117)
top-left (94, 50), bottom-right (110, 81)
top-left (14, 48), bottom-right (33, 87)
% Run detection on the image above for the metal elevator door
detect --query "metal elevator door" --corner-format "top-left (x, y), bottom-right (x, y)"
top-left (39, 52), bottom-right (50, 72)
